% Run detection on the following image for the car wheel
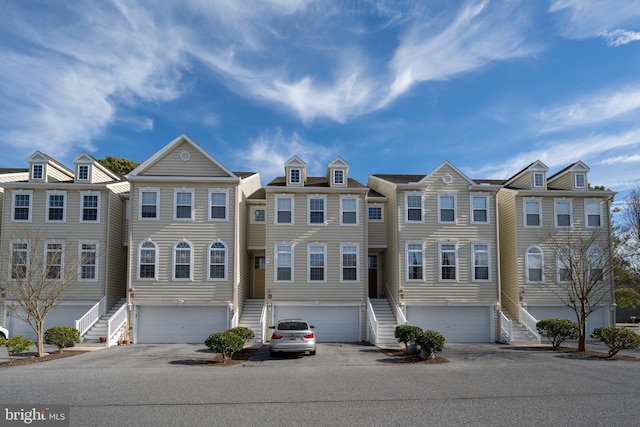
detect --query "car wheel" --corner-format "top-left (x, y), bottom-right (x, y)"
top-left (310, 349), bottom-right (316, 356)
top-left (270, 350), bottom-right (277, 357)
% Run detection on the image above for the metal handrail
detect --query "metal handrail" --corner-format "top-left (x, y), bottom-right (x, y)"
top-left (366, 298), bottom-right (378, 345)
top-left (385, 283), bottom-right (407, 325)
top-left (519, 305), bottom-right (542, 343)
top-left (499, 311), bottom-right (513, 344)
top-left (107, 303), bottom-right (128, 346)
top-left (75, 297), bottom-right (106, 336)
top-left (260, 302), bottom-right (267, 344)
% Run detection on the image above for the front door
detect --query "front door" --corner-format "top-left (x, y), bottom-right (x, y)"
top-left (368, 255), bottom-right (378, 298)
top-left (253, 256), bottom-right (266, 299)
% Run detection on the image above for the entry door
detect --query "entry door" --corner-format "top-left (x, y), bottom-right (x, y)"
top-left (253, 256), bottom-right (266, 299)
top-left (368, 255), bottom-right (378, 298)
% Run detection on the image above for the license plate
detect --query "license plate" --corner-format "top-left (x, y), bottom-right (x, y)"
top-left (289, 337), bottom-right (297, 340)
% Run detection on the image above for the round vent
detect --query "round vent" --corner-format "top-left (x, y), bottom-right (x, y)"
top-left (442, 174), bottom-right (453, 184)
top-left (179, 151), bottom-right (191, 161)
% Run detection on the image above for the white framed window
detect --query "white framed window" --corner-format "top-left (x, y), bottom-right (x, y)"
top-left (80, 192), bottom-right (100, 222)
top-left (439, 194), bottom-right (457, 223)
top-left (405, 192), bottom-right (423, 222)
top-left (46, 191), bottom-right (67, 222)
top-left (575, 173), bottom-right (586, 189)
top-left (533, 172), bottom-right (544, 188)
top-left (524, 199), bottom-right (542, 227)
top-left (308, 195), bottom-right (326, 225)
top-left (275, 244), bottom-right (293, 281)
top-left (10, 241), bottom-right (29, 280)
top-left (78, 241), bottom-right (98, 281)
top-left (289, 169), bottom-right (301, 184)
top-left (139, 189), bottom-right (159, 220)
top-left (138, 240), bottom-right (158, 280)
top-left (585, 200), bottom-right (602, 228)
top-left (308, 244), bottom-right (326, 282)
top-left (472, 243), bottom-right (490, 281)
top-left (208, 240), bottom-right (228, 280)
top-left (251, 207), bottom-right (266, 223)
top-left (526, 246), bottom-right (543, 283)
top-left (588, 246), bottom-right (604, 283)
top-left (78, 165), bottom-right (90, 181)
top-left (406, 242), bottom-right (425, 282)
top-left (45, 241), bottom-right (64, 280)
top-left (31, 164), bottom-right (44, 180)
top-left (174, 189), bottom-right (194, 220)
top-left (439, 243), bottom-right (458, 281)
top-left (209, 189), bottom-right (229, 221)
top-left (341, 196), bottom-right (359, 225)
top-left (12, 190), bottom-right (33, 222)
top-left (173, 240), bottom-right (192, 280)
top-left (554, 199), bottom-right (572, 227)
top-left (340, 244), bottom-right (359, 282)
top-left (557, 247), bottom-right (571, 283)
top-left (471, 195), bottom-right (489, 223)
top-left (333, 170), bottom-right (344, 185)
top-left (275, 195), bottom-right (294, 224)
top-left (368, 204), bottom-right (383, 221)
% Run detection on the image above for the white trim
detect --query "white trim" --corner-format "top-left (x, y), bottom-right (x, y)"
top-left (438, 193), bottom-right (457, 224)
top-left (584, 199), bottom-right (603, 228)
top-left (9, 240), bottom-right (29, 281)
top-left (275, 243), bottom-right (294, 282)
top-left (45, 190), bottom-right (67, 223)
top-left (340, 195), bottom-right (360, 226)
top-left (554, 198), bottom-right (572, 228)
top-left (172, 239), bottom-right (193, 281)
top-left (250, 206), bottom-right (266, 224)
top-left (533, 172), bottom-right (545, 188)
top-left (208, 188), bottom-right (229, 221)
top-left (525, 245), bottom-right (544, 283)
top-left (574, 173), bottom-right (586, 189)
top-left (471, 242), bottom-right (491, 282)
top-left (275, 194), bottom-right (294, 225)
top-left (523, 198), bottom-right (542, 228)
top-left (137, 239), bottom-right (158, 281)
top-left (367, 203), bottom-right (384, 222)
top-left (138, 188), bottom-right (160, 220)
top-left (78, 240), bottom-right (99, 282)
top-left (207, 240), bottom-right (228, 281)
top-left (405, 191), bottom-right (424, 223)
top-left (77, 164), bottom-right (90, 181)
top-left (80, 191), bottom-right (101, 223)
top-left (340, 243), bottom-right (359, 283)
top-left (307, 194), bottom-right (327, 226)
top-left (405, 241), bottom-right (426, 282)
top-left (44, 240), bottom-right (65, 280)
top-left (470, 194), bottom-right (489, 224)
top-left (307, 243), bottom-right (327, 283)
top-left (174, 188), bottom-right (195, 221)
top-left (438, 242), bottom-right (458, 282)
top-left (11, 190), bottom-right (33, 222)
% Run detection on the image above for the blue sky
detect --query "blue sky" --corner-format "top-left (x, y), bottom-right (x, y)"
top-left (1, 0), bottom-right (640, 198)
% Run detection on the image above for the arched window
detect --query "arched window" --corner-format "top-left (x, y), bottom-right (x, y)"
top-left (526, 246), bottom-right (543, 283)
top-left (208, 241), bottom-right (227, 280)
top-left (173, 240), bottom-right (192, 280)
top-left (138, 240), bottom-right (158, 280)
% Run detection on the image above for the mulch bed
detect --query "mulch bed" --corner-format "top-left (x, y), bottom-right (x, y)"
top-left (205, 347), bottom-right (260, 367)
top-left (0, 350), bottom-right (87, 368)
top-left (382, 348), bottom-right (449, 364)
top-left (555, 347), bottom-right (640, 361)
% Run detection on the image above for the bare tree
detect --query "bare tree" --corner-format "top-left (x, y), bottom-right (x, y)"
top-left (617, 186), bottom-right (640, 287)
top-left (540, 222), bottom-right (616, 351)
top-left (0, 228), bottom-right (84, 357)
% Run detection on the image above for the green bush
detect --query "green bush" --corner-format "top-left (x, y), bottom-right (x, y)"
top-left (415, 330), bottom-right (445, 359)
top-left (0, 335), bottom-right (35, 363)
top-left (536, 318), bottom-right (579, 350)
top-left (44, 327), bottom-right (80, 353)
top-left (204, 331), bottom-right (245, 361)
top-left (228, 326), bottom-right (255, 342)
top-left (394, 325), bottom-right (423, 347)
top-left (591, 326), bottom-right (640, 358)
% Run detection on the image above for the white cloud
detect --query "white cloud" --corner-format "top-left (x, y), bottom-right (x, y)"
top-left (602, 29), bottom-right (640, 46)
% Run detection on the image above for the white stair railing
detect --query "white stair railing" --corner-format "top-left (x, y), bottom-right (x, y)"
top-left (260, 303), bottom-right (267, 344)
top-left (75, 297), bottom-right (106, 336)
top-left (107, 303), bottom-right (128, 346)
top-left (499, 311), bottom-right (513, 344)
top-left (366, 298), bottom-right (378, 345)
top-left (519, 305), bottom-right (542, 343)
top-left (385, 284), bottom-right (407, 325)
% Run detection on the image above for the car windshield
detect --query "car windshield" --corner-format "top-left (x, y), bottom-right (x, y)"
top-left (277, 321), bottom-right (309, 331)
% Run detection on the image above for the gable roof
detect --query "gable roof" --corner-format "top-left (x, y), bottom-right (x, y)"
top-left (27, 150), bottom-right (75, 177)
top-left (504, 160), bottom-right (549, 186)
top-left (548, 161), bottom-right (590, 183)
top-left (420, 160), bottom-right (476, 186)
top-left (73, 152), bottom-right (121, 180)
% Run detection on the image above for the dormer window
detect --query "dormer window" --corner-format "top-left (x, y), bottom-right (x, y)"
top-left (31, 164), bottom-right (43, 180)
top-left (575, 173), bottom-right (586, 189)
top-left (533, 172), bottom-right (544, 188)
top-left (333, 170), bottom-right (344, 185)
top-left (78, 165), bottom-right (89, 181)
top-left (290, 169), bottom-right (301, 184)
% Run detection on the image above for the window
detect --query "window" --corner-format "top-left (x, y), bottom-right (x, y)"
top-left (12, 191), bottom-right (32, 221)
top-left (588, 246), bottom-right (604, 282)
top-left (208, 241), bottom-right (227, 280)
top-left (209, 189), bottom-right (228, 221)
top-left (526, 246), bottom-right (543, 283)
top-left (472, 243), bottom-right (490, 281)
top-left (575, 173), bottom-right (586, 189)
top-left (81, 193), bottom-right (100, 222)
top-left (275, 244), bottom-right (293, 281)
top-left (341, 244), bottom-right (358, 282)
top-left (78, 165), bottom-right (89, 181)
top-left (173, 240), bottom-right (192, 280)
top-left (533, 172), bottom-right (544, 187)
top-left (47, 192), bottom-right (66, 222)
top-left (79, 242), bottom-right (98, 280)
top-left (406, 242), bottom-right (424, 281)
top-left (308, 196), bottom-right (326, 225)
top-left (471, 195), bottom-right (489, 223)
top-left (341, 197), bottom-right (358, 225)
top-left (140, 189), bottom-right (159, 219)
top-left (333, 170), bottom-right (344, 185)
top-left (10, 242), bottom-right (28, 280)
top-left (439, 194), bottom-right (456, 223)
top-left (138, 241), bottom-right (157, 279)
top-left (276, 196), bottom-right (293, 224)
top-left (557, 247), bottom-right (571, 283)
top-left (45, 242), bottom-right (63, 279)
top-left (585, 200), bottom-right (602, 227)
top-left (308, 244), bottom-right (326, 282)
top-left (555, 200), bottom-right (572, 227)
top-left (405, 193), bottom-right (423, 222)
top-left (368, 205), bottom-right (383, 221)
top-left (175, 189), bottom-right (194, 220)
top-left (439, 243), bottom-right (457, 281)
top-left (31, 164), bottom-right (43, 180)
top-left (289, 169), bottom-right (301, 184)
top-left (252, 208), bottom-right (265, 223)
top-left (524, 199), bottom-right (541, 227)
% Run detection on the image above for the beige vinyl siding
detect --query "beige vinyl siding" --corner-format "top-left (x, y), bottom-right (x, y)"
top-left (367, 222), bottom-right (387, 248)
top-left (497, 190), bottom-right (519, 316)
top-left (510, 172), bottom-right (533, 190)
top-left (144, 141), bottom-right (230, 177)
top-left (0, 172), bottom-right (28, 183)
top-left (549, 173), bottom-right (574, 191)
top-left (90, 166), bottom-right (115, 184)
top-left (104, 184), bottom-right (129, 308)
top-left (247, 213), bottom-right (266, 249)
top-left (46, 166), bottom-right (73, 183)
top-left (236, 175), bottom-right (262, 314)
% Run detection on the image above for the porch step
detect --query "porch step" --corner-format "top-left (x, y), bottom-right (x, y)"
top-left (239, 299), bottom-right (265, 344)
top-left (370, 298), bottom-right (400, 346)
top-left (83, 299), bottom-right (127, 344)
top-left (502, 310), bottom-right (540, 344)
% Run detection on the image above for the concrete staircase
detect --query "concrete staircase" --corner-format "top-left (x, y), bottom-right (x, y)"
top-left (83, 299), bottom-right (127, 343)
top-left (370, 298), bottom-right (400, 346)
top-left (239, 299), bottom-right (265, 344)
top-left (502, 310), bottom-right (540, 344)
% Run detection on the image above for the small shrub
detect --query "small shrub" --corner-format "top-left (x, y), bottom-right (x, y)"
top-left (204, 331), bottom-right (245, 362)
top-left (591, 326), bottom-right (640, 358)
top-left (0, 335), bottom-right (35, 363)
top-left (44, 327), bottom-right (80, 353)
top-left (394, 325), bottom-right (423, 347)
top-left (228, 326), bottom-right (255, 342)
top-left (536, 318), bottom-right (579, 350)
top-left (415, 330), bottom-right (445, 359)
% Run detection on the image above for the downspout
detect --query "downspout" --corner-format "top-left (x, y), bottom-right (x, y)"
top-left (233, 180), bottom-right (241, 327)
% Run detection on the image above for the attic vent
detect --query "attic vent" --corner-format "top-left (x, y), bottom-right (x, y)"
top-left (179, 151), bottom-right (191, 161)
top-left (442, 174), bottom-right (453, 184)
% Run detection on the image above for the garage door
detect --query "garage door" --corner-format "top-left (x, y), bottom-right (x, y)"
top-left (406, 306), bottom-right (493, 342)
top-left (274, 306), bottom-right (360, 342)
top-left (136, 305), bottom-right (228, 344)
top-left (527, 306), bottom-right (610, 337)
top-left (8, 305), bottom-right (90, 341)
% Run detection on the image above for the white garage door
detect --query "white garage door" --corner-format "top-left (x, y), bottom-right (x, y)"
top-left (274, 306), bottom-right (360, 342)
top-left (8, 305), bottom-right (90, 341)
top-left (406, 306), bottom-right (493, 343)
top-left (136, 305), bottom-right (228, 344)
top-left (527, 306), bottom-right (610, 337)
